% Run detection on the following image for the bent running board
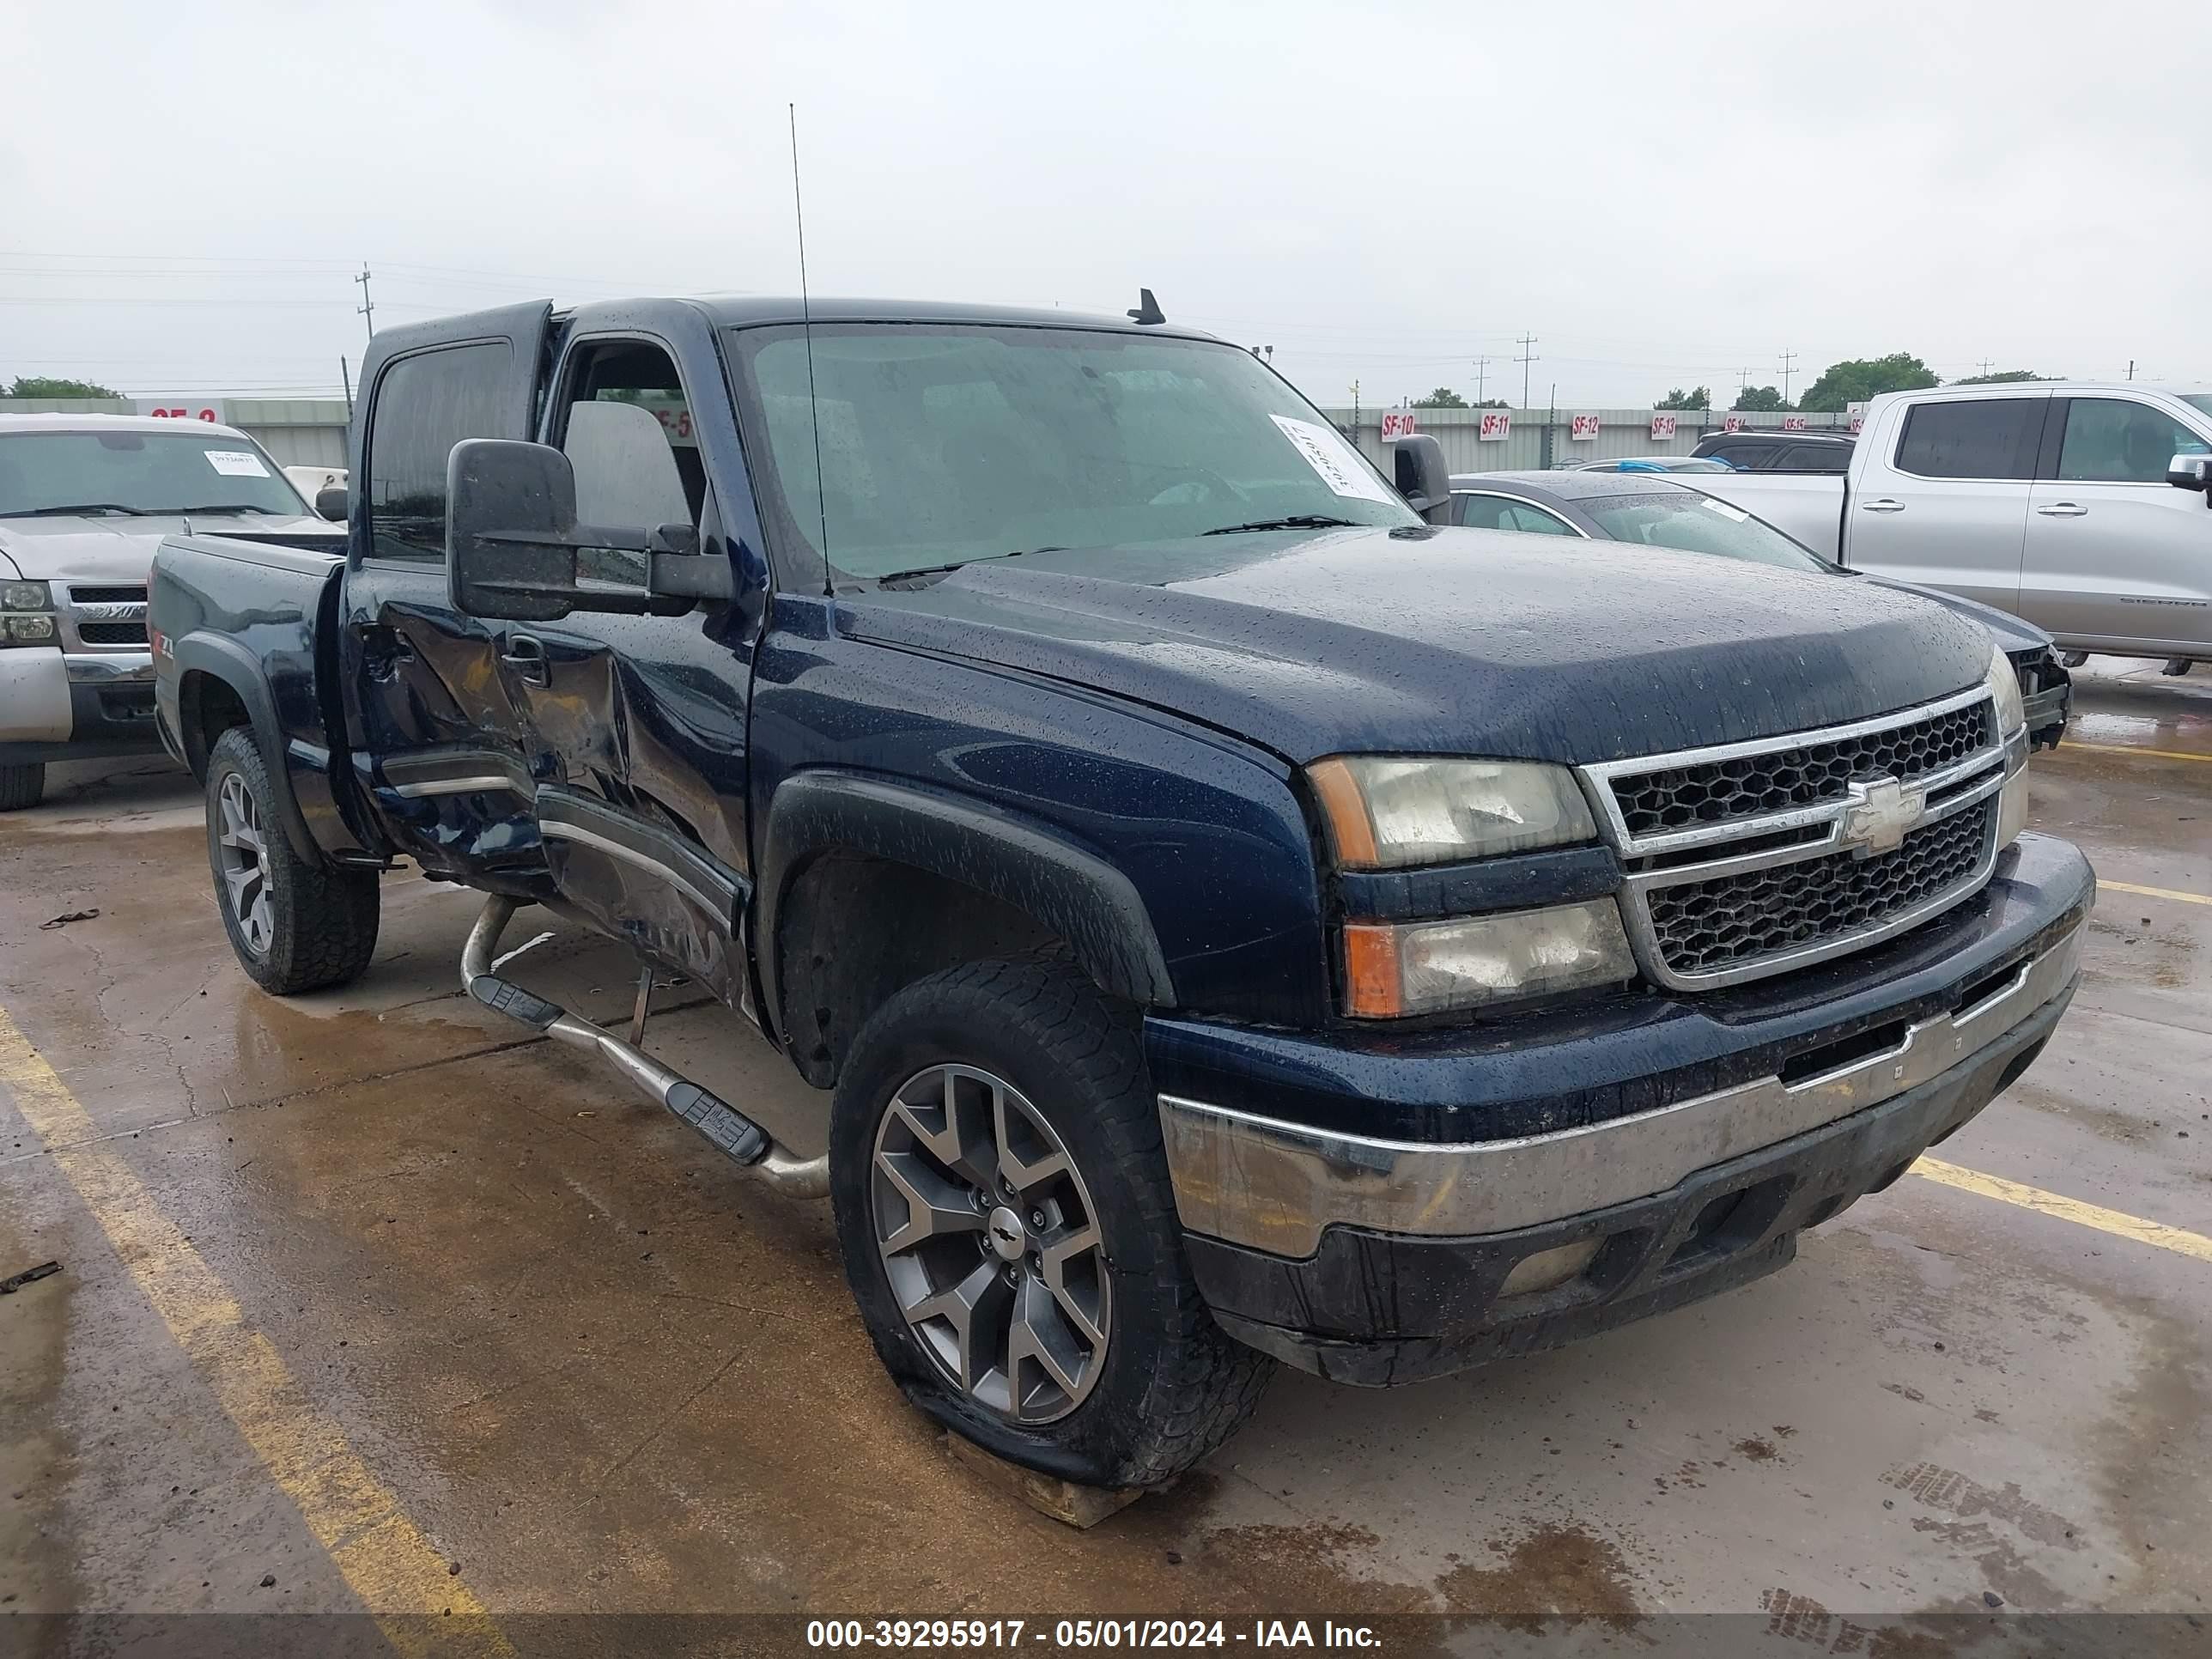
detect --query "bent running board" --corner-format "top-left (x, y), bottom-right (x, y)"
top-left (460, 895), bottom-right (829, 1198)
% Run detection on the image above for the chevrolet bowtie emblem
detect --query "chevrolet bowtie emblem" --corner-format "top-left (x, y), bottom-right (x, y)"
top-left (1839, 775), bottom-right (1925, 857)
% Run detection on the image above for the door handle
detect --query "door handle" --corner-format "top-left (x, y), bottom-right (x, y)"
top-left (502, 633), bottom-right (550, 687)
top-left (1860, 498), bottom-right (1905, 514)
top-left (2036, 501), bottom-right (2088, 518)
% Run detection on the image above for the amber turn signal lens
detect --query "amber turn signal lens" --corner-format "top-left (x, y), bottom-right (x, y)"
top-left (1341, 922), bottom-right (1406, 1018)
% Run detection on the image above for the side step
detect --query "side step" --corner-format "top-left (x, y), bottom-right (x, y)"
top-left (460, 895), bottom-right (829, 1198)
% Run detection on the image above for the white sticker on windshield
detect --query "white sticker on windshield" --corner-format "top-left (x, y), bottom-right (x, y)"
top-left (1698, 495), bottom-right (1749, 522)
top-left (204, 449), bottom-right (270, 478)
top-left (1269, 415), bottom-right (1397, 505)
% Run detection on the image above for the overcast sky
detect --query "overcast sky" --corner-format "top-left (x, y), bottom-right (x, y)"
top-left (5, 0), bottom-right (2204, 410)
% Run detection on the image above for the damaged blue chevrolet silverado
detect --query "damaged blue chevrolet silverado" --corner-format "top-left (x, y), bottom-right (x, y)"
top-left (148, 296), bottom-right (2093, 1487)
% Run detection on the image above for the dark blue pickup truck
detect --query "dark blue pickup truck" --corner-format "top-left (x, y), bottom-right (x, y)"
top-left (149, 295), bottom-right (2093, 1487)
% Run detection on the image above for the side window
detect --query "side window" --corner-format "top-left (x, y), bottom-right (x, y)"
top-left (366, 341), bottom-right (513, 562)
top-left (1455, 494), bottom-right (1514, 530)
top-left (1781, 444), bottom-right (1850, 473)
top-left (2055, 399), bottom-right (2208, 483)
top-left (556, 340), bottom-right (705, 532)
top-left (1893, 398), bottom-right (2040, 480)
top-left (1501, 502), bottom-right (1577, 535)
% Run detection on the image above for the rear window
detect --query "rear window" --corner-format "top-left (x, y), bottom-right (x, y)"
top-left (1893, 398), bottom-right (2041, 480)
top-left (366, 341), bottom-right (514, 562)
top-left (0, 430), bottom-right (307, 519)
top-left (1779, 443), bottom-right (1851, 473)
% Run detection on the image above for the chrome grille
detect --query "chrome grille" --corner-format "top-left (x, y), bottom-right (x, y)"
top-left (1610, 700), bottom-right (1993, 837)
top-left (54, 582), bottom-right (150, 653)
top-left (1645, 800), bottom-right (1996, 976)
top-left (1583, 685), bottom-right (2014, 991)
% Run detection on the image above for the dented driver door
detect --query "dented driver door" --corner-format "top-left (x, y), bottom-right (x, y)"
top-left (496, 312), bottom-right (765, 1012)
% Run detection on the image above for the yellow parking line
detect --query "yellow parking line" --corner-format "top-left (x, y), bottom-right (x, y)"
top-left (1912, 1157), bottom-right (2212, 1264)
top-left (2056, 740), bottom-right (2212, 765)
top-left (0, 1004), bottom-right (512, 1656)
top-left (2100, 878), bottom-right (2212, 909)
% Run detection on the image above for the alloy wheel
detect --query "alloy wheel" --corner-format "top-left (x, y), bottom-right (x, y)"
top-left (216, 772), bottom-right (274, 956)
top-left (870, 1063), bottom-right (1111, 1423)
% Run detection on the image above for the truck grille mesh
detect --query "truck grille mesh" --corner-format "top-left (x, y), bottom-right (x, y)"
top-left (1611, 702), bottom-right (1995, 838)
top-left (1646, 800), bottom-right (1995, 976)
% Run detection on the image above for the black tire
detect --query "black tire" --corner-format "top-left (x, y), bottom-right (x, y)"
top-left (830, 958), bottom-right (1272, 1488)
top-left (204, 727), bottom-right (380, 994)
top-left (0, 763), bottom-right (43, 811)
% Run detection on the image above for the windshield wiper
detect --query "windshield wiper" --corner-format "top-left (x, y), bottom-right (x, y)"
top-left (149, 503), bottom-right (279, 516)
top-left (1201, 514), bottom-right (1359, 536)
top-left (872, 547), bottom-right (1064, 587)
top-left (0, 502), bottom-right (149, 518)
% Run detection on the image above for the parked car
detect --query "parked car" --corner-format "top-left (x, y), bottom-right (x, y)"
top-left (0, 414), bottom-right (342, 810)
top-left (1447, 470), bottom-right (2071, 750)
top-left (1693, 429), bottom-right (1854, 473)
top-left (1563, 454), bottom-right (1735, 473)
top-left (1686, 384), bottom-right (2212, 672)
top-left (150, 295), bottom-right (2090, 1488)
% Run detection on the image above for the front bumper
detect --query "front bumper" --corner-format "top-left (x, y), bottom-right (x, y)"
top-left (1151, 831), bottom-right (2093, 1383)
top-left (0, 649), bottom-right (163, 764)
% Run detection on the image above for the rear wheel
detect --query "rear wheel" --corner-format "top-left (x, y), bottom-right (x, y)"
top-left (0, 763), bottom-right (44, 811)
top-left (204, 727), bottom-right (380, 994)
top-left (830, 958), bottom-right (1272, 1488)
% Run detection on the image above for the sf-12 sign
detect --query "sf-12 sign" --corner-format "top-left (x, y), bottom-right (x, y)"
top-left (1479, 411), bottom-right (1511, 441)
top-left (1570, 414), bottom-right (1601, 441)
top-left (1379, 411), bottom-right (1419, 441)
top-left (1650, 412), bottom-right (1679, 441)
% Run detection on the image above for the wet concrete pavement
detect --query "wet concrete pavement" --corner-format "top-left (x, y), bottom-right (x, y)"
top-left (3, 660), bottom-right (2209, 1632)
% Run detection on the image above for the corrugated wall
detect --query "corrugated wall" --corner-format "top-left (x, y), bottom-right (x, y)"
top-left (1320, 406), bottom-right (1852, 473)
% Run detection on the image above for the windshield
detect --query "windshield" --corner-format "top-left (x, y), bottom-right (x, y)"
top-left (729, 324), bottom-right (1417, 581)
top-left (1582, 490), bottom-right (1830, 573)
top-left (0, 430), bottom-right (307, 518)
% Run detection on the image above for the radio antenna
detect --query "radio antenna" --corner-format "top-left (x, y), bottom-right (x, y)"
top-left (789, 101), bottom-right (833, 598)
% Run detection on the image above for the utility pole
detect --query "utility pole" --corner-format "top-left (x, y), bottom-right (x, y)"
top-left (1778, 349), bottom-right (1797, 407)
top-left (1736, 366), bottom-right (1754, 403)
top-left (2127, 360), bottom-right (2136, 381)
top-left (1976, 358), bottom-right (1995, 379)
top-left (339, 356), bottom-right (354, 419)
top-left (354, 263), bottom-right (375, 340)
top-left (1473, 355), bottom-right (1492, 406)
top-left (1515, 334), bottom-right (1539, 409)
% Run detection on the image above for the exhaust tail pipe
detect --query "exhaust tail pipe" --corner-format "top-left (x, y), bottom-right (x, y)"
top-left (462, 896), bottom-right (830, 1198)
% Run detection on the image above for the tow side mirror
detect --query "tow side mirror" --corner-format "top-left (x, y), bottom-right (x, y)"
top-left (446, 439), bottom-right (732, 622)
top-left (1391, 433), bottom-right (1452, 522)
top-left (314, 484), bottom-right (349, 521)
top-left (2167, 453), bottom-right (2212, 496)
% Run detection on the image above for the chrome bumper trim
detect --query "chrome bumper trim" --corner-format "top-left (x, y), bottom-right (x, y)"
top-left (63, 651), bottom-right (155, 684)
top-left (1158, 922), bottom-right (2080, 1258)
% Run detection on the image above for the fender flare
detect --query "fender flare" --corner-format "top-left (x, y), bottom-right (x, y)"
top-left (756, 771), bottom-right (1177, 1040)
top-left (171, 632), bottom-right (324, 866)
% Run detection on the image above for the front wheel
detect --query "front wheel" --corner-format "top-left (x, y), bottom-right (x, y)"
top-left (204, 727), bottom-right (380, 994)
top-left (0, 763), bottom-right (44, 811)
top-left (830, 959), bottom-right (1272, 1488)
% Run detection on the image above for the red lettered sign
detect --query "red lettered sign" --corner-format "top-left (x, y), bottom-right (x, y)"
top-left (1379, 411), bottom-right (1419, 441)
top-left (1723, 415), bottom-right (1746, 434)
top-left (1570, 414), bottom-right (1601, 441)
top-left (1782, 414), bottom-right (1808, 432)
top-left (1479, 411), bottom-right (1512, 442)
top-left (1650, 412), bottom-right (1679, 441)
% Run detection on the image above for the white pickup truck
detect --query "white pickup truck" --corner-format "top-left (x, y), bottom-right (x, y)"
top-left (1686, 383), bottom-right (2212, 673)
top-left (0, 414), bottom-right (343, 809)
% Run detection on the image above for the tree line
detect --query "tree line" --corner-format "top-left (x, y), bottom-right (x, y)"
top-left (1412, 356), bottom-right (2053, 414)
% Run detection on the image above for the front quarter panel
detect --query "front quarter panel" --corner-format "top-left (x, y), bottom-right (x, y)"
top-left (750, 595), bottom-right (1328, 1025)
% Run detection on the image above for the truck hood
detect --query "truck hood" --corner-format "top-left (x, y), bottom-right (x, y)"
top-left (836, 526), bottom-right (1995, 766)
top-left (0, 513), bottom-right (343, 586)
top-left (1859, 572), bottom-right (2051, 653)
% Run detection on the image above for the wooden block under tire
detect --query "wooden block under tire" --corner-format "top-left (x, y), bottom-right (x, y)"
top-left (943, 1433), bottom-right (1151, 1528)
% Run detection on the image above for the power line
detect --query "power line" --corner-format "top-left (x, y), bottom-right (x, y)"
top-left (1516, 333), bottom-right (1539, 408)
top-left (1473, 355), bottom-right (1491, 404)
top-left (1778, 349), bottom-right (1798, 405)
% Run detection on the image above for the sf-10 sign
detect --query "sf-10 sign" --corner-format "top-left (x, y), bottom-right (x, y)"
top-left (1570, 414), bottom-right (1600, 441)
top-left (1650, 412), bottom-right (1679, 441)
top-left (1479, 411), bottom-right (1512, 441)
top-left (1379, 412), bottom-right (1419, 441)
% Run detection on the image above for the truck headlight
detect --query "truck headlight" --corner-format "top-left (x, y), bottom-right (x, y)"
top-left (1342, 899), bottom-right (1636, 1018)
top-left (2, 580), bottom-right (52, 612)
top-left (1984, 642), bottom-right (2026, 740)
top-left (1308, 756), bottom-right (1596, 869)
top-left (3, 614), bottom-right (57, 642)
